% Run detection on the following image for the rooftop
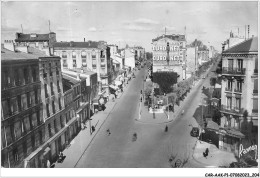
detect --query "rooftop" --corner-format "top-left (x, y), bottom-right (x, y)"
top-left (68, 68), bottom-right (96, 76)
top-left (223, 36), bottom-right (258, 54)
top-left (1, 47), bottom-right (48, 61)
top-left (152, 34), bottom-right (186, 42)
top-left (53, 41), bottom-right (106, 49)
top-left (62, 74), bottom-right (80, 85)
top-left (15, 32), bottom-right (55, 42)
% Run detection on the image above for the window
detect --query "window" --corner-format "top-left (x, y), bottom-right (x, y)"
top-left (72, 51), bottom-right (76, 58)
top-left (92, 64), bottom-right (97, 69)
top-left (81, 51), bottom-right (86, 58)
top-left (236, 80), bottom-right (242, 92)
top-left (48, 123), bottom-right (52, 137)
top-left (24, 116), bottom-right (31, 133)
top-left (253, 79), bottom-right (258, 93)
top-left (14, 121), bottom-right (22, 140)
top-left (226, 97), bottom-right (232, 109)
top-left (31, 135), bottom-right (35, 150)
top-left (46, 104), bottom-right (50, 117)
top-left (39, 130), bottom-right (43, 144)
top-left (60, 116), bottom-right (64, 128)
top-left (57, 80), bottom-right (61, 93)
top-left (17, 95), bottom-right (21, 112)
top-left (62, 51), bottom-right (67, 58)
top-left (253, 99), bottom-right (258, 113)
top-left (13, 148), bottom-right (19, 162)
top-left (92, 51), bottom-right (96, 59)
top-left (14, 69), bottom-right (20, 86)
top-left (10, 97), bottom-right (18, 115)
top-left (228, 59), bottom-right (234, 70)
top-left (34, 89), bottom-right (38, 104)
top-left (73, 60), bottom-right (76, 67)
top-left (237, 59), bottom-right (243, 71)
top-left (52, 100), bottom-right (55, 114)
top-left (63, 59), bottom-right (68, 67)
top-left (51, 82), bottom-right (54, 96)
top-left (31, 113), bottom-right (37, 128)
top-left (23, 68), bottom-right (29, 84)
top-left (235, 98), bottom-right (241, 110)
top-left (227, 80), bottom-right (232, 90)
top-left (21, 94), bottom-right (27, 110)
top-left (254, 57), bottom-right (258, 73)
top-left (49, 63), bottom-right (52, 77)
top-left (32, 67), bottom-right (37, 82)
top-left (45, 84), bottom-right (48, 98)
top-left (23, 141), bottom-right (27, 157)
top-left (59, 97), bottom-right (62, 110)
top-left (27, 92), bottom-right (31, 108)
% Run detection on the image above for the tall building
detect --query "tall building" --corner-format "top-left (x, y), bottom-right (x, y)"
top-left (53, 41), bottom-right (112, 95)
top-left (186, 46), bottom-right (198, 78)
top-left (151, 34), bottom-right (187, 82)
top-left (197, 50), bottom-right (209, 65)
top-left (219, 37), bottom-right (258, 156)
top-left (1, 47), bottom-right (44, 168)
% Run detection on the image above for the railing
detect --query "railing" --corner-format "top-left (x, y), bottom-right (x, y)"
top-left (222, 67), bottom-right (246, 75)
top-left (225, 87), bottom-right (232, 92)
top-left (234, 88), bottom-right (242, 93)
top-left (252, 109), bottom-right (258, 113)
top-left (62, 55), bottom-right (67, 58)
top-left (221, 105), bottom-right (244, 114)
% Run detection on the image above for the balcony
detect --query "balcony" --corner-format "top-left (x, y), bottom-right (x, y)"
top-left (225, 87), bottom-right (232, 92)
top-left (252, 109), bottom-right (258, 113)
top-left (62, 55), bottom-right (67, 58)
top-left (101, 64), bottom-right (106, 68)
top-left (234, 88), bottom-right (242, 93)
top-left (220, 105), bottom-right (244, 115)
top-left (222, 67), bottom-right (246, 75)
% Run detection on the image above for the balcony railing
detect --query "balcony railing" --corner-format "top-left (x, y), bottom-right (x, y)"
top-left (252, 109), bottom-right (258, 113)
top-left (62, 55), bottom-right (67, 58)
top-left (221, 105), bottom-right (244, 114)
top-left (225, 87), bottom-right (232, 92)
top-left (234, 88), bottom-right (242, 93)
top-left (222, 67), bottom-right (246, 75)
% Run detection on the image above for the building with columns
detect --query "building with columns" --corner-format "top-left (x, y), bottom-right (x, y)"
top-left (219, 37), bottom-right (258, 156)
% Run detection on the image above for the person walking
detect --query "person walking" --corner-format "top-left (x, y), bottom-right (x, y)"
top-left (107, 129), bottom-right (111, 136)
top-left (165, 125), bottom-right (168, 132)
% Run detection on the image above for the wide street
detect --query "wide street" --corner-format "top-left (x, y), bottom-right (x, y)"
top-left (75, 65), bottom-right (214, 168)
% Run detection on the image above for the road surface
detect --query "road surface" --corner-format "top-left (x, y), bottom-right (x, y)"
top-left (75, 66), bottom-right (213, 168)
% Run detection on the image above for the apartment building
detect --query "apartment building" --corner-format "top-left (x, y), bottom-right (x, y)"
top-left (1, 48), bottom-right (44, 168)
top-left (53, 41), bottom-right (112, 94)
top-left (219, 37), bottom-right (258, 156)
top-left (151, 34), bottom-right (187, 82)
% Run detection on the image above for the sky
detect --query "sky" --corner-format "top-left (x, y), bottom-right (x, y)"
top-left (1, 1), bottom-right (258, 52)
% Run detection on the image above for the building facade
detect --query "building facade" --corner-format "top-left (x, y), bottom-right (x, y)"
top-left (219, 37), bottom-right (258, 156)
top-left (1, 49), bottom-right (43, 168)
top-left (186, 46), bottom-right (198, 78)
top-left (197, 50), bottom-right (209, 65)
top-left (53, 41), bottom-right (112, 94)
top-left (151, 34), bottom-right (187, 82)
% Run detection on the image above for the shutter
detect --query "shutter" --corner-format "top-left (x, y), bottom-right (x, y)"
top-left (32, 113), bottom-right (38, 128)
top-left (24, 116), bottom-right (31, 132)
top-left (14, 121), bottom-right (22, 139)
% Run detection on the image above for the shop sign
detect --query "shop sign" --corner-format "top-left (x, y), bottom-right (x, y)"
top-left (239, 144), bottom-right (258, 159)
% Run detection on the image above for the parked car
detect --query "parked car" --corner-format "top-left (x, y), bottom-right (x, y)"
top-left (190, 127), bottom-right (199, 137)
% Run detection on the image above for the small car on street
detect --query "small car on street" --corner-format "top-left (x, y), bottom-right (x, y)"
top-left (190, 127), bottom-right (199, 137)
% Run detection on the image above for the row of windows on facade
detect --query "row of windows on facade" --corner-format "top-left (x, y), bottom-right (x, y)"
top-left (2, 109), bottom-right (43, 148)
top-left (2, 89), bottom-right (40, 119)
top-left (44, 81), bottom-right (61, 98)
top-left (152, 46), bottom-right (184, 51)
top-left (57, 50), bottom-right (105, 58)
top-left (225, 97), bottom-right (258, 111)
top-left (45, 98), bottom-right (63, 118)
top-left (42, 62), bottom-right (60, 79)
top-left (153, 56), bottom-right (183, 61)
top-left (1, 129), bottom-right (44, 167)
top-left (226, 79), bottom-right (257, 92)
top-left (2, 66), bottom-right (39, 89)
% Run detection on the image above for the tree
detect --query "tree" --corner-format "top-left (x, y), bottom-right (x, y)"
top-left (210, 77), bottom-right (217, 89)
top-left (167, 93), bottom-right (177, 112)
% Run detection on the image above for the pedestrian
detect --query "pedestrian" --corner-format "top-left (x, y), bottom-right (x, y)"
top-left (165, 125), bottom-right (168, 132)
top-left (92, 126), bottom-right (95, 132)
top-left (107, 129), bottom-right (111, 136)
top-left (107, 95), bottom-right (109, 102)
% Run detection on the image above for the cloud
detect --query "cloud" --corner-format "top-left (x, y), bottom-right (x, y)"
top-left (134, 18), bottom-right (159, 25)
top-left (88, 27), bottom-right (97, 32)
top-left (124, 24), bottom-right (152, 31)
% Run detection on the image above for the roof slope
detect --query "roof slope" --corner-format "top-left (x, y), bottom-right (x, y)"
top-left (223, 37), bottom-right (258, 53)
top-left (152, 34), bottom-right (186, 42)
top-left (53, 41), bottom-right (106, 49)
top-left (1, 47), bottom-right (48, 60)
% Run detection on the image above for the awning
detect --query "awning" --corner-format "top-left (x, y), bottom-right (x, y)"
top-left (109, 85), bottom-right (118, 90)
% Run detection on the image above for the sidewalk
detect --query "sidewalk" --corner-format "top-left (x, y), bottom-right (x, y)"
top-left (192, 140), bottom-right (237, 167)
top-left (55, 77), bottom-right (131, 168)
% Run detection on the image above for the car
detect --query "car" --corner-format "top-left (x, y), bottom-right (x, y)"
top-left (202, 76), bottom-right (206, 79)
top-left (190, 127), bottom-right (199, 137)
